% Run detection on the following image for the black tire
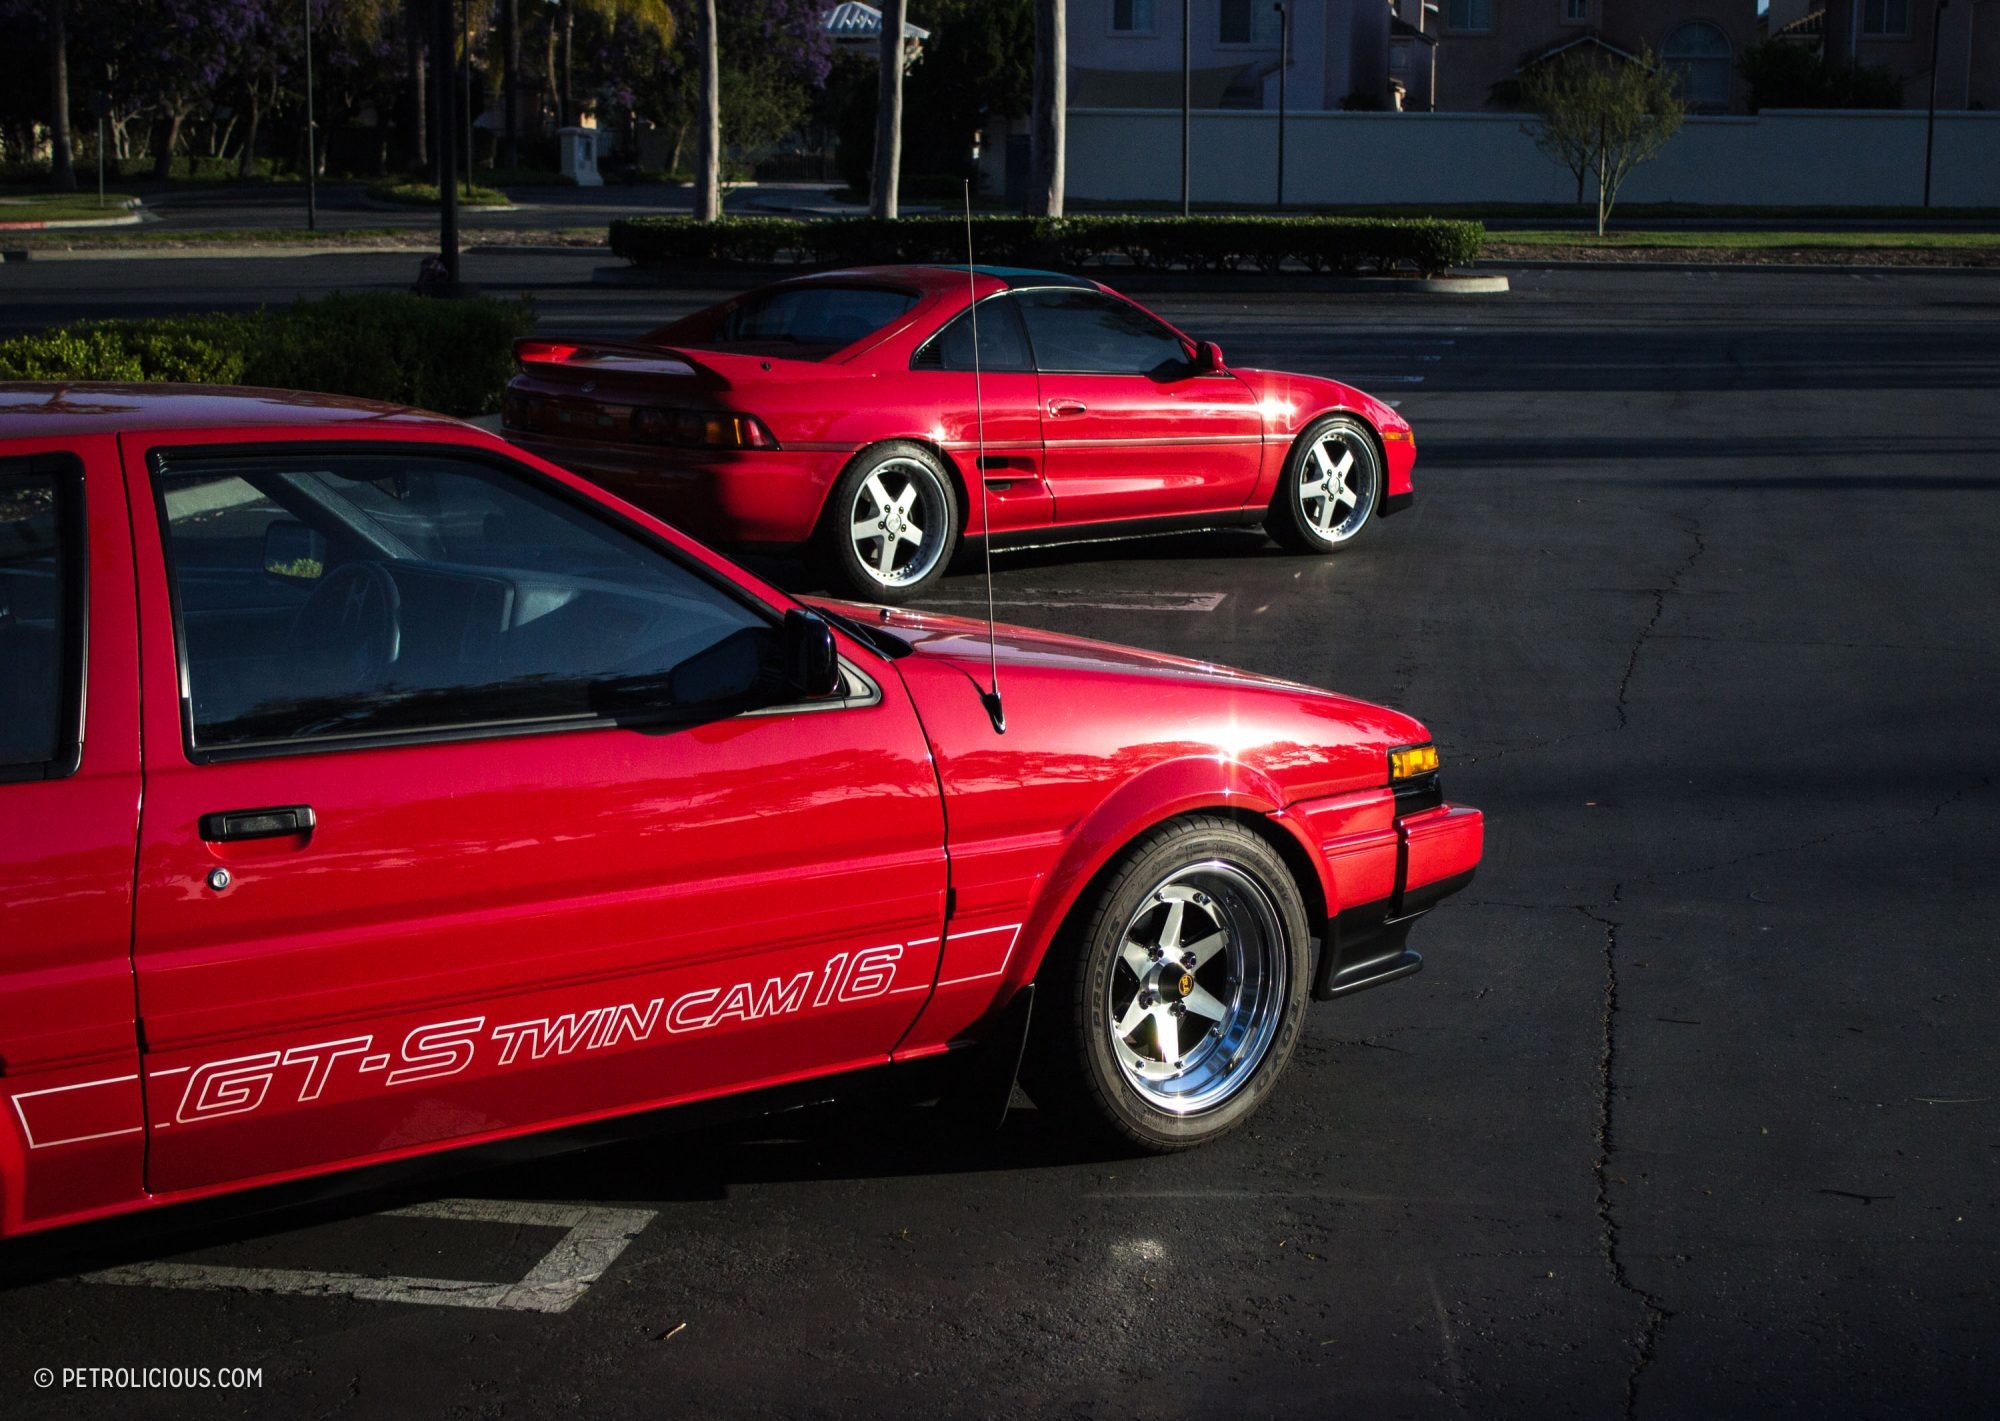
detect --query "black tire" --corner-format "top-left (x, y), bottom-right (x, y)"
top-left (1020, 815), bottom-right (1313, 1152)
top-left (1266, 413), bottom-right (1383, 555)
top-left (816, 441), bottom-right (961, 603)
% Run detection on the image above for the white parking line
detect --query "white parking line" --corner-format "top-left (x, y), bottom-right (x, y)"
top-left (78, 1199), bottom-right (656, 1315)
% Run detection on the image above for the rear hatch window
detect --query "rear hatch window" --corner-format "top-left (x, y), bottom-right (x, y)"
top-left (657, 285), bottom-right (921, 360)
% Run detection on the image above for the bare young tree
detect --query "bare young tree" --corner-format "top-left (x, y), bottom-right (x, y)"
top-left (694, 0), bottom-right (721, 221)
top-left (1523, 47), bottom-right (1686, 236)
top-left (870, 0), bottom-right (907, 219)
top-left (1028, 0), bottom-right (1064, 217)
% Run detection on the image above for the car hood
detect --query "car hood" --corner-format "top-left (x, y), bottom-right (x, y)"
top-left (810, 599), bottom-right (1430, 807)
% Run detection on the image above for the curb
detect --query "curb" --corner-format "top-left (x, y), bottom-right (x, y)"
top-left (1479, 256), bottom-right (2000, 276)
top-left (355, 196), bottom-right (521, 215)
top-left (1, 242), bottom-right (425, 262)
top-left (0, 211), bottom-right (144, 232)
top-left (592, 264), bottom-right (1509, 295)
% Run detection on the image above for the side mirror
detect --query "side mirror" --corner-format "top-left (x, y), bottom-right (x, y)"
top-left (1192, 340), bottom-right (1226, 374)
top-left (263, 520), bottom-right (327, 583)
top-left (780, 609), bottom-right (842, 699)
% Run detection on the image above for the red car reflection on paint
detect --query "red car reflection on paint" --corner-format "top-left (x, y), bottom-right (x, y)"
top-left (0, 384), bottom-right (1477, 1240)
top-left (503, 265), bottom-right (1416, 600)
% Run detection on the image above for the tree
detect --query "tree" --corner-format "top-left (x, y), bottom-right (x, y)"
top-left (1027, 0), bottom-right (1062, 216)
top-left (870, 0), bottom-right (905, 217)
top-left (1523, 46), bottom-right (1685, 236)
top-left (46, 0), bottom-right (73, 190)
top-left (693, 0), bottom-right (718, 219)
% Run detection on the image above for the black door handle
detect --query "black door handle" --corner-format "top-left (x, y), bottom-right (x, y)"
top-left (199, 805), bottom-right (316, 842)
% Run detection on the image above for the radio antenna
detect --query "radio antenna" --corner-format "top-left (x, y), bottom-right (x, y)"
top-left (966, 180), bottom-right (1005, 734)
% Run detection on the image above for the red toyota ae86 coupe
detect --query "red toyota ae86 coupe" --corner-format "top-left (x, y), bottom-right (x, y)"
top-left (0, 384), bottom-right (1478, 1240)
top-left (503, 265), bottom-right (1416, 600)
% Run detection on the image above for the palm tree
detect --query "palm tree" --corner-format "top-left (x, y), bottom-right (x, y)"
top-left (47, 0), bottom-right (76, 192)
top-left (870, 0), bottom-right (907, 218)
top-left (694, 0), bottom-right (719, 220)
top-left (1029, 0), bottom-right (1064, 217)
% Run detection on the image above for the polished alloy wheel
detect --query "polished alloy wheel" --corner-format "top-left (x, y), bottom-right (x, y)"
top-left (1296, 425), bottom-right (1379, 544)
top-left (1105, 860), bottom-right (1288, 1115)
top-left (847, 457), bottom-right (949, 589)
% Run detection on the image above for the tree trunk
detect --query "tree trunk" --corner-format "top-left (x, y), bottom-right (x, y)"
top-left (1028, 0), bottom-right (1065, 217)
top-left (237, 85), bottom-right (262, 179)
top-left (694, 0), bottom-right (720, 221)
top-left (561, 10), bottom-right (574, 131)
top-left (405, 1), bottom-right (428, 173)
top-left (545, 13), bottom-right (560, 128)
top-left (47, 0), bottom-right (76, 191)
top-left (151, 108), bottom-right (182, 180)
top-left (501, 0), bottom-right (520, 167)
top-left (870, 0), bottom-right (906, 218)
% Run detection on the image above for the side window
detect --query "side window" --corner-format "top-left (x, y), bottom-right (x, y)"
top-left (154, 449), bottom-right (769, 754)
top-left (0, 457), bottom-right (84, 781)
top-left (1016, 289), bottom-right (1192, 378)
top-left (910, 295), bottom-right (1035, 374)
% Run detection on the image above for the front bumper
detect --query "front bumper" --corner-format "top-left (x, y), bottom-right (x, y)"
top-left (1305, 802), bottom-right (1483, 1002)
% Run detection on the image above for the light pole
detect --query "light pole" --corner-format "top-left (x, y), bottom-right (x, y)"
top-left (303, 0), bottom-right (317, 231)
top-left (1925, 0), bottom-right (1950, 208)
top-left (1273, 1), bottom-right (1288, 208)
top-left (1180, 0), bottom-right (1190, 216)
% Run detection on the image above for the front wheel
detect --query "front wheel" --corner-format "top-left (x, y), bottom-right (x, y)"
top-left (1266, 414), bottom-right (1383, 555)
top-left (1021, 816), bottom-right (1312, 1152)
top-left (817, 442), bottom-right (960, 603)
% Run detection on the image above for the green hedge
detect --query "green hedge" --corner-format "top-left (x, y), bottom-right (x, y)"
top-left (0, 293), bottom-right (538, 417)
top-left (609, 214), bottom-right (1484, 278)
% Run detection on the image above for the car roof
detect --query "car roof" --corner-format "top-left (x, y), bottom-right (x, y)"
top-left (0, 383), bottom-right (471, 438)
top-left (772, 265), bottom-right (1099, 295)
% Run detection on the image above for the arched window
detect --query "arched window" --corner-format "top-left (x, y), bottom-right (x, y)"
top-left (1662, 22), bottom-right (1733, 111)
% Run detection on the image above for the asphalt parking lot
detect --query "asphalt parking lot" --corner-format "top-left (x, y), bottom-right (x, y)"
top-left (2, 259), bottom-right (1997, 1417)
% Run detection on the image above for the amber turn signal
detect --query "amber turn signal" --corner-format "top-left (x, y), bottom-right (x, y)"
top-left (1389, 743), bottom-right (1439, 780)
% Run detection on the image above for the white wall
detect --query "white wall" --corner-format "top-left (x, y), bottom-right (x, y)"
top-left (1066, 108), bottom-right (2000, 209)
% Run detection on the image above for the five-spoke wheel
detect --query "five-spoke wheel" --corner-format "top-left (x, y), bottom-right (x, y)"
top-left (1022, 816), bottom-right (1311, 1150)
top-left (820, 442), bottom-right (960, 602)
top-left (1268, 413), bottom-right (1382, 555)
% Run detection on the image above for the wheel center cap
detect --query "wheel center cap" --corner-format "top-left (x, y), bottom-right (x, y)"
top-left (1155, 967), bottom-right (1194, 1000)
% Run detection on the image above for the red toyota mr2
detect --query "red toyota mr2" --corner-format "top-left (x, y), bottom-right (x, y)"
top-left (0, 384), bottom-right (1478, 1241)
top-left (504, 266), bottom-right (1416, 600)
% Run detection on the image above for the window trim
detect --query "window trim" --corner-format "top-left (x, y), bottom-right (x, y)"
top-left (0, 453), bottom-right (88, 785)
top-left (147, 439), bottom-right (874, 765)
top-left (1562, 0), bottom-right (1589, 25)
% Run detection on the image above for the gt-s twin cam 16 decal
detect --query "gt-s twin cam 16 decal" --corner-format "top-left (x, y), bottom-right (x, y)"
top-left (154, 944), bottom-right (909, 1131)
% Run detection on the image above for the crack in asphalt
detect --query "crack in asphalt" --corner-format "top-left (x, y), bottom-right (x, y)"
top-left (1659, 774), bottom-right (1993, 879)
top-left (1579, 889), bottom-right (1673, 1420)
top-left (1615, 509), bottom-right (1709, 730)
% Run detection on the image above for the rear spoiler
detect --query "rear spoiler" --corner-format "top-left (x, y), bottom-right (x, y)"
top-left (513, 339), bottom-right (728, 388)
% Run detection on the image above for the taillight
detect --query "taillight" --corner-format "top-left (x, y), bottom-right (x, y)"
top-left (632, 407), bottom-right (778, 450)
top-left (514, 340), bottom-right (581, 370)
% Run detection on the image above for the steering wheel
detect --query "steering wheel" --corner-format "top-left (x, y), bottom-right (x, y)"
top-left (288, 561), bottom-right (402, 695)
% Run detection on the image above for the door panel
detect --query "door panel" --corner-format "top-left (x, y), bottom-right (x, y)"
top-left (904, 293), bottom-right (1052, 533)
top-left (0, 437), bottom-right (146, 1233)
top-left (127, 435), bottom-right (947, 1195)
top-left (1019, 289), bottom-right (1266, 525)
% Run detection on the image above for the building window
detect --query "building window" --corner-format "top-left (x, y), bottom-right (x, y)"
top-left (1662, 21), bottom-right (1734, 110)
top-left (1446, 0), bottom-right (1494, 34)
top-left (1862, 0), bottom-right (1910, 36)
top-left (1219, 0), bottom-right (1284, 45)
top-left (1112, 0), bottom-right (1155, 33)
top-left (1563, 0), bottom-right (1588, 22)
